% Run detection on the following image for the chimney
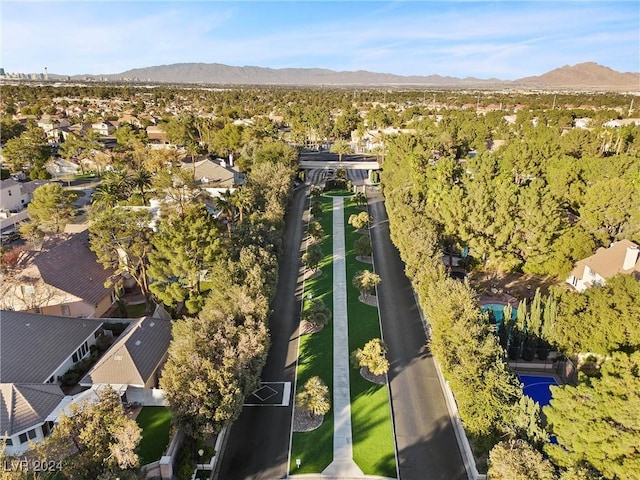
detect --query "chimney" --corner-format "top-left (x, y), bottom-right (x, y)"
top-left (623, 246), bottom-right (640, 271)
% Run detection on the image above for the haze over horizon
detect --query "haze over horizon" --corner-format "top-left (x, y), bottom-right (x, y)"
top-left (2, 1), bottom-right (639, 80)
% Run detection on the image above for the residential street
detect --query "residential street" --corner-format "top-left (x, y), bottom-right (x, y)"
top-left (217, 180), bottom-right (466, 480)
top-left (368, 187), bottom-right (467, 480)
top-left (215, 185), bottom-right (307, 479)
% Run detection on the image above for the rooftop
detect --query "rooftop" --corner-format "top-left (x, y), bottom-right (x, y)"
top-left (0, 310), bottom-right (104, 383)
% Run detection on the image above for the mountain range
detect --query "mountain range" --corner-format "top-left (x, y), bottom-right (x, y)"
top-left (66, 62), bottom-right (639, 90)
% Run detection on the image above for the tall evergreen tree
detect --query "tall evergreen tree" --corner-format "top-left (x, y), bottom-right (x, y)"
top-left (544, 351), bottom-right (640, 480)
top-left (26, 183), bottom-right (75, 234)
top-left (148, 204), bottom-right (222, 314)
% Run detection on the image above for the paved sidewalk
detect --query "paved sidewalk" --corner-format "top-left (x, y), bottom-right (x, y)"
top-left (321, 196), bottom-right (364, 478)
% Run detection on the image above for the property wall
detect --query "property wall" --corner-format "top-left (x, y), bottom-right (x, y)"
top-left (0, 209), bottom-right (29, 230)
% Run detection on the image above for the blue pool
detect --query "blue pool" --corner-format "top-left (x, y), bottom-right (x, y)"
top-left (518, 374), bottom-right (558, 407)
top-left (481, 302), bottom-right (516, 329)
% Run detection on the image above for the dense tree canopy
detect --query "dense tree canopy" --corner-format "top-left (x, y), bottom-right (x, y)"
top-left (544, 352), bottom-right (640, 479)
top-left (32, 387), bottom-right (142, 480)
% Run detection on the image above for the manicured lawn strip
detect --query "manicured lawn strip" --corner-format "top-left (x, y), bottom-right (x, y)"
top-left (135, 407), bottom-right (173, 465)
top-left (344, 198), bottom-right (397, 478)
top-left (290, 196), bottom-right (335, 474)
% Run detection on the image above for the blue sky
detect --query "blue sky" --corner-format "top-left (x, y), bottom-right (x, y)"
top-left (2, 1), bottom-right (638, 80)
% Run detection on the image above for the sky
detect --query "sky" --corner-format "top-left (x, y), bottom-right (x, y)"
top-left (2, 1), bottom-right (639, 80)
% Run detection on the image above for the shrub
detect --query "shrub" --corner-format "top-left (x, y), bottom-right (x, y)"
top-left (351, 338), bottom-right (389, 376)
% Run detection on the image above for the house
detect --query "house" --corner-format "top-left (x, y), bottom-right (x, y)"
top-left (0, 311), bottom-right (104, 455)
top-left (181, 157), bottom-right (247, 192)
top-left (37, 116), bottom-right (70, 143)
top-left (0, 384), bottom-right (65, 455)
top-left (0, 178), bottom-right (30, 213)
top-left (567, 239), bottom-right (640, 292)
top-left (603, 118), bottom-right (640, 128)
top-left (0, 229), bottom-right (117, 317)
top-left (80, 316), bottom-right (173, 406)
top-left (0, 179), bottom-right (48, 233)
top-left (146, 125), bottom-right (169, 144)
top-left (91, 121), bottom-right (116, 136)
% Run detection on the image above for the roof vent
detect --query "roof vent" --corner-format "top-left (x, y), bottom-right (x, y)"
top-left (114, 355), bottom-right (123, 361)
top-left (150, 322), bottom-right (155, 327)
top-left (135, 340), bottom-right (141, 346)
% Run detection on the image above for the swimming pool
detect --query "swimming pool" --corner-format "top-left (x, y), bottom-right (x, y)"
top-left (518, 374), bottom-right (558, 406)
top-left (481, 302), bottom-right (516, 329)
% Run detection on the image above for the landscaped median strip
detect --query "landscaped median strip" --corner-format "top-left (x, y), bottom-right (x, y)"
top-left (344, 197), bottom-right (397, 478)
top-left (321, 196), bottom-right (364, 478)
top-left (289, 191), bottom-right (397, 478)
top-left (289, 195), bottom-right (335, 473)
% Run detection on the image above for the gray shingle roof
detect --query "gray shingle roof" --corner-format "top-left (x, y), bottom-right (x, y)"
top-left (0, 383), bottom-right (65, 436)
top-left (81, 317), bottom-right (172, 387)
top-left (0, 311), bottom-right (103, 383)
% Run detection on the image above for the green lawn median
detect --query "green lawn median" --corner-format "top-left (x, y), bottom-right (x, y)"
top-left (344, 197), bottom-right (397, 478)
top-left (290, 196), bottom-right (335, 473)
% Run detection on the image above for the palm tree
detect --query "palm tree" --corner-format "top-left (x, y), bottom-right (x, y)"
top-left (130, 168), bottom-right (152, 206)
top-left (230, 187), bottom-right (252, 225)
top-left (296, 376), bottom-right (330, 418)
top-left (330, 139), bottom-right (352, 162)
top-left (214, 189), bottom-right (235, 237)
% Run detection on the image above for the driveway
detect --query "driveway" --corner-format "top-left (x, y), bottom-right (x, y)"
top-left (368, 187), bottom-right (467, 480)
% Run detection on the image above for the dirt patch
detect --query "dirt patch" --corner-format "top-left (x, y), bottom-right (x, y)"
top-left (360, 367), bottom-right (387, 385)
top-left (292, 408), bottom-right (324, 432)
top-left (299, 320), bottom-right (325, 335)
top-left (468, 270), bottom-right (562, 301)
top-left (358, 294), bottom-right (378, 307)
top-left (356, 255), bottom-right (373, 264)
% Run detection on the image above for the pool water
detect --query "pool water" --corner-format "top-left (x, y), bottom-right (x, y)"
top-left (481, 302), bottom-right (516, 329)
top-left (519, 374), bottom-right (559, 444)
top-left (518, 374), bottom-right (558, 406)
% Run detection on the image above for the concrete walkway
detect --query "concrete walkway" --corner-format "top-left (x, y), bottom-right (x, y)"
top-left (321, 196), bottom-right (364, 478)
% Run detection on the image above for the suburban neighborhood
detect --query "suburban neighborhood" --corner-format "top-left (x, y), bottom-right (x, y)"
top-left (0, 55), bottom-right (639, 480)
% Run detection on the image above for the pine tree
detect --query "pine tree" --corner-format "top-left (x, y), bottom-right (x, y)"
top-left (544, 352), bottom-right (640, 479)
top-left (26, 183), bottom-right (75, 234)
top-left (148, 204), bottom-right (222, 314)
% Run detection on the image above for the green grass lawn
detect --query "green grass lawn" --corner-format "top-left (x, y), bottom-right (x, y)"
top-left (290, 196), bottom-right (335, 474)
top-left (135, 407), bottom-right (173, 465)
top-left (290, 194), bottom-right (396, 477)
top-left (344, 198), bottom-right (397, 478)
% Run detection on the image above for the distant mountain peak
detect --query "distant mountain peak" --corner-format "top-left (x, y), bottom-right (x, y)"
top-left (516, 62), bottom-right (639, 89)
top-left (67, 61), bottom-right (639, 91)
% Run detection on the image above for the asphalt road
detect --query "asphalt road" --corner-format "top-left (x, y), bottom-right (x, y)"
top-left (216, 185), bottom-right (307, 480)
top-left (218, 177), bottom-right (466, 479)
top-left (368, 187), bottom-right (467, 480)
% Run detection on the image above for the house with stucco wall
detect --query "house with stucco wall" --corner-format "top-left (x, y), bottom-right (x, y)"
top-left (567, 239), bottom-right (640, 292)
top-left (0, 229), bottom-right (117, 317)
